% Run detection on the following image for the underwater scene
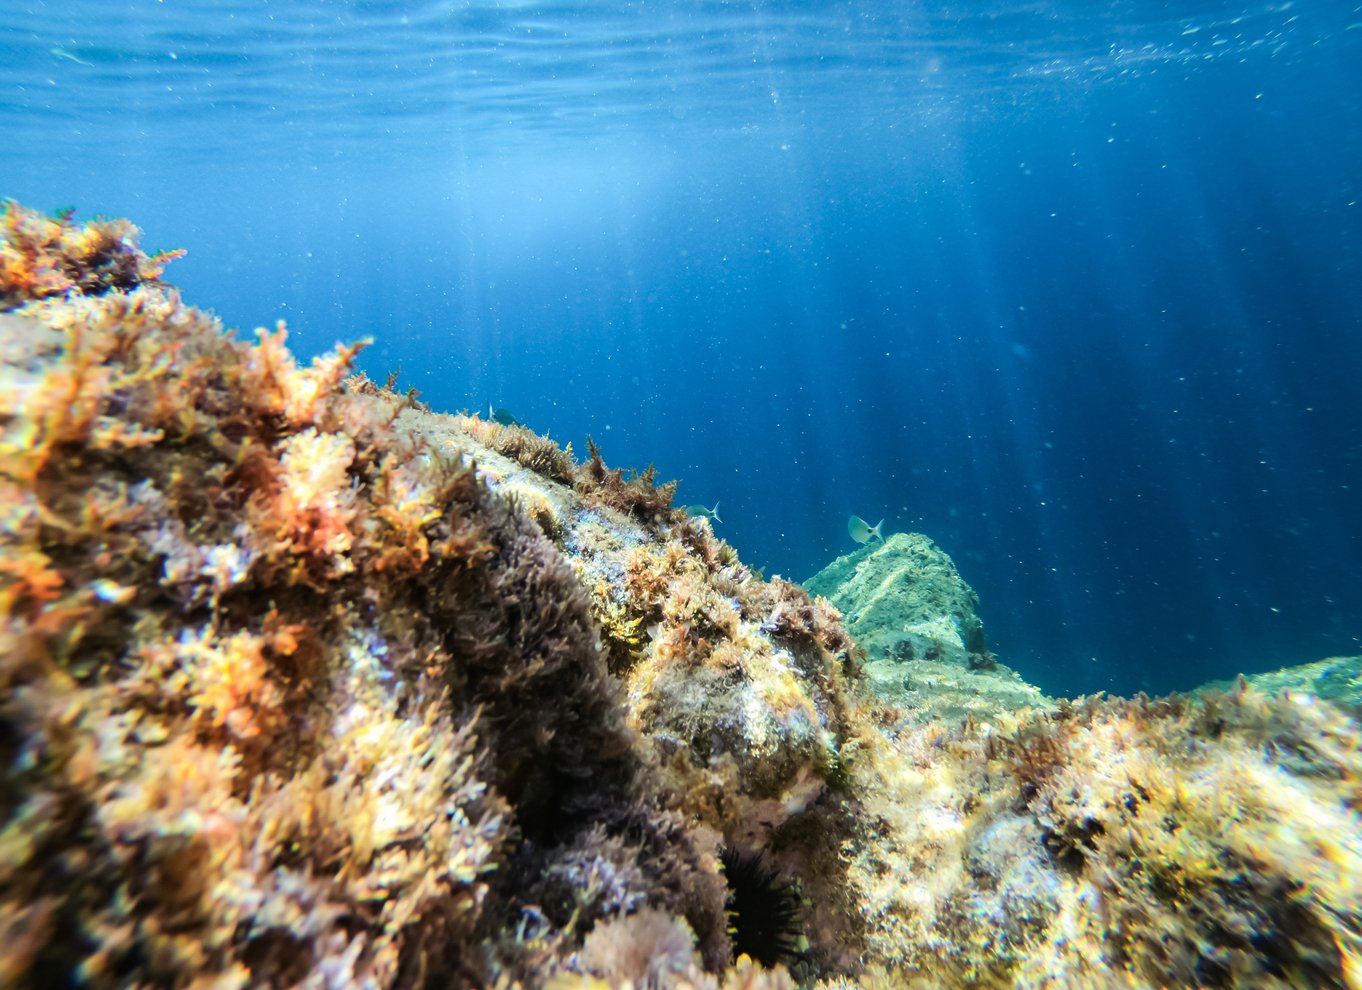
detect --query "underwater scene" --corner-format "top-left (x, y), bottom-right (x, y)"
top-left (2, 2), bottom-right (1361, 988)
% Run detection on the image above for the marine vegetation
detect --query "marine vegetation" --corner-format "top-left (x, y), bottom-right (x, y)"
top-left (456, 406), bottom-right (577, 486)
top-left (0, 199), bottom-right (183, 308)
top-left (1, 202), bottom-right (1360, 989)
top-left (576, 436), bottom-right (683, 527)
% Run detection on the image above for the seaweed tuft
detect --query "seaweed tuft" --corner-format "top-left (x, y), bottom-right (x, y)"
top-left (576, 436), bottom-right (683, 527)
top-left (0, 201), bottom-right (183, 309)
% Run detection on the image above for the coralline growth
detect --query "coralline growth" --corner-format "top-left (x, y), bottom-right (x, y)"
top-left (1, 201), bottom-right (1360, 989)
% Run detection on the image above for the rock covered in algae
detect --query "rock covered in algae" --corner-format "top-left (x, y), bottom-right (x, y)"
top-left (805, 531), bottom-right (1048, 725)
top-left (2, 201), bottom-right (1361, 990)
top-left (1200, 654), bottom-right (1362, 718)
top-left (0, 200), bottom-right (848, 988)
top-left (805, 532), bottom-right (990, 669)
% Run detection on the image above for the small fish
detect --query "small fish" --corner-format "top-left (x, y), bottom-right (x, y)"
top-left (488, 404), bottom-right (519, 427)
top-left (51, 47), bottom-right (94, 66)
top-left (685, 502), bottom-right (722, 524)
top-left (848, 514), bottom-right (884, 544)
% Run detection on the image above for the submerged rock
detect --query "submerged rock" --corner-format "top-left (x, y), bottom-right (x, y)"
top-left (2, 202), bottom-right (1360, 990)
top-left (805, 532), bottom-right (1049, 724)
top-left (1200, 654), bottom-right (1362, 717)
top-left (805, 532), bottom-right (991, 668)
top-left (0, 201), bottom-right (853, 987)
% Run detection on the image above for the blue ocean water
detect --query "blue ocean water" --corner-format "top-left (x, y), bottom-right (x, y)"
top-left (2, 1), bottom-right (1359, 697)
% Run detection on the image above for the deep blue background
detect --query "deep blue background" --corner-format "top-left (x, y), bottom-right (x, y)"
top-left (3, 2), bottom-right (1359, 696)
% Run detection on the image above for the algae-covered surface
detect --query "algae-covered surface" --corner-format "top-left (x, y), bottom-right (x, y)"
top-left (1199, 655), bottom-right (1362, 717)
top-left (806, 532), bottom-right (1050, 726)
top-left (3, 203), bottom-right (1361, 989)
top-left (805, 532), bottom-right (991, 668)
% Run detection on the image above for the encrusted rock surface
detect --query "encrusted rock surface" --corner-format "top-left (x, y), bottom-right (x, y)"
top-left (805, 531), bottom-right (1049, 725)
top-left (1200, 655), bottom-right (1362, 717)
top-left (805, 532), bottom-right (991, 669)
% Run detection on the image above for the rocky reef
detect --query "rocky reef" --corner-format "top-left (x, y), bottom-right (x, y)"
top-left (2, 201), bottom-right (1360, 989)
top-left (806, 533), bottom-right (1050, 726)
top-left (805, 532), bottom-right (990, 669)
top-left (1200, 655), bottom-right (1362, 719)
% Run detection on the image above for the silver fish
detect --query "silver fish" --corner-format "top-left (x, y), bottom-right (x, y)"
top-left (848, 514), bottom-right (884, 544)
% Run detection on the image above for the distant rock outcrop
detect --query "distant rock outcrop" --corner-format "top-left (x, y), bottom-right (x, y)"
top-left (805, 532), bottom-right (990, 667)
top-left (805, 532), bottom-right (1049, 724)
top-left (1201, 654), bottom-right (1362, 716)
